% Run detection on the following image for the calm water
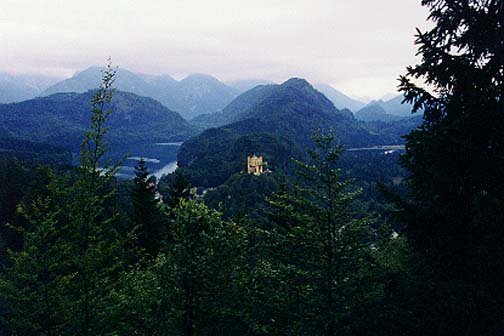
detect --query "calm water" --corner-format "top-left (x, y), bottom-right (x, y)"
top-left (114, 142), bottom-right (181, 180)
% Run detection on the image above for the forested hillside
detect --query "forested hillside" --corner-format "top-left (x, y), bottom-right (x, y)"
top-left (0, 90), bottom-right (196, 150)
top-left (181, 78), bottom-right (383, 188)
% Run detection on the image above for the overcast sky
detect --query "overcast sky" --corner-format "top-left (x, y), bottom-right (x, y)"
top-left (0, 0), bottom-right (431, 98)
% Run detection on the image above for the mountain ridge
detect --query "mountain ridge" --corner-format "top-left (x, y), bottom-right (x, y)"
top-left (0, 72), bottom-right (60, 104)
top-left (178, 77), bottom-right (383, 187)
top-left (0, 90), bottom-right (196, 150)
top-left (41, 67), bottom-right (239, 119)
top-left (314, 83), bottom-right (366, 111)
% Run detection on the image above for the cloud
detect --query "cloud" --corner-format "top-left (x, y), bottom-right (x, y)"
top-left (0, 0), bottom-right (431, 97)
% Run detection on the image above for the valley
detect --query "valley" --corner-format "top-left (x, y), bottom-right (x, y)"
top-left (0, 70), bottom-right (421, 190)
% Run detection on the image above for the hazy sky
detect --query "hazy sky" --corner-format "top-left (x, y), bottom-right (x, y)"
top-left (0, 0), bottom-right (431, 98)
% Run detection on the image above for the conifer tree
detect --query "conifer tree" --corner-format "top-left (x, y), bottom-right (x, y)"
top-left (0, 167), bottom-right (71, 336)
top-left (131, 158), bottom-right (162, 257)
top-left (167, 168), bottom-right (191, 209)
top-left (0, 160), bottom-right (28, 263)
top-left (266, 131), bottom-right (375, 335)
top-left (399, 1), bottom-right (504, 334)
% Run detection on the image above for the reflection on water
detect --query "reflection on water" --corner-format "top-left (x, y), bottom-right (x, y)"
top-left (117, 160), bottom-right (177, 180)
top-left (154, 142), bottom-right (183, 146)
top-left (153, 161), bottom-right (177, 179)
top-left (127, 157), bottom-right (160, 163)
top-left (113, 142), bottom-right (182, 180)
top-left (347, 145), bottom-right (405, 152)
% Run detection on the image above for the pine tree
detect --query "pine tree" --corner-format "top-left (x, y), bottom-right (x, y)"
top-left (266, 130), bottom-right (375, 335)
top-left (167, 168), bottom-right (191, 210)
top-left (399, 1), bottom-right (504, 334)
top-left (0, 167), bottom-right (72, 336)
top-left (0, 160), bottom-right (28, 264)
top-left (131, 158), bottom-right (162, 257)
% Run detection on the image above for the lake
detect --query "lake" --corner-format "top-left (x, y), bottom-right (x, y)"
top-left (111, 142), bottom-right (181, 180)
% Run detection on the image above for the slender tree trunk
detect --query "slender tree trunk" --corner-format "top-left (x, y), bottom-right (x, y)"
top-left (182, 274), bottom-right (194, 336)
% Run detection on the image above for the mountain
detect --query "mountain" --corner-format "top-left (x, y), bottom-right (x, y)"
top-left (314, 83), bottom-right (366, 111)
top-left (173, 74), bottom-right (239, 119)
top-left (364, 115), bottom-right (423, 144)
top-left (379, 95), bottom-right (416, 117)
top-left (0, 90), bottom-right (196, 151)
top-left (0, 137), bottom-right (72, 165)
top-left (355, 102), bottom-right (403, 122)
top-left (42, 67), bottom-right (154, 97)
top-left (0, 72), bottom-right (60, 103)
top-left (380, 93), bottom-right (398, 101)
top-left (178, 78), bottom-right (382, 187)
top-left (193, 78), bottom-right (378, 146)
top-left (355, 95), bottom-right (421, 121)
top-left (41, 67), bottom-right (239, 119)
top-left (225, 79), bottom-right (275, 93)
top-left (192, 83), bottom-right (279, 127)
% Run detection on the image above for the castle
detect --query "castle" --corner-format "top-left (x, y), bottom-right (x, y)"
top-left (247, 155), bottom-right (268, 175)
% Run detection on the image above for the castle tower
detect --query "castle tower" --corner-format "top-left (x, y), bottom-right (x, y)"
top-left (247, 155), bottom-right (264, 175)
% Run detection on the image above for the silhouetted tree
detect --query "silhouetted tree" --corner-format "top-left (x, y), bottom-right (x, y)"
top-left (0, 168), bottom-right (72, 336)
top-left (131, 158), bottom-right (162, 257)
top-left (167, 168), bottom-right (191, 209)
top-left (399, 1), bottom-right (504, 334)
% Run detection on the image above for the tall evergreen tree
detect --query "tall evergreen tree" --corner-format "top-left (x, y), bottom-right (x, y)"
top-left (167, 168), bottom-right (192, 210)
top-left (266, 131), bottom-right (376, 335)
top-left (399, 1), bottom-right (504, 334)
top-left (0, 160), bottom-right (28, 263)
top-left (0, 168), bottom-right (72, 336)
top-left (131, 158), bottom-right (162, 257)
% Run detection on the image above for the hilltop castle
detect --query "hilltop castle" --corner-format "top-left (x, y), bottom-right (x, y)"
top-left (247, 155), bottom-right (268, 175)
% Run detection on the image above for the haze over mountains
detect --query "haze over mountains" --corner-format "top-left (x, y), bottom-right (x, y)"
top-left (225, 79), bottom-right (276, 93)
top-left (41, 67), bottom-right (239, 120)
top-left (0, 72), bottom-right (60, 104)
top-left (0, 66), bottom-right (421, 162)
top-left (1, 66), bottom-right (416, 123)
top-left (354, 96), bottom-right (420, 121)
top-left (0, 65), bottom-right (420, 176)
top-left (314, 83), bottom-right (366, 111)
top-left (0, 66), bottom-right (422, 190)
top-left (355, 103), bottom-right (403, 122)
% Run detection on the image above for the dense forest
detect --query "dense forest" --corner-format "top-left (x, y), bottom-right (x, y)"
top-left (1, 1), bottom-right (504, 335)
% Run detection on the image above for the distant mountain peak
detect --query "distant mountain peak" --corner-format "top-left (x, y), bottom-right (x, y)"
top-left (72, 66), bottom-right (102, 76)
top-left (157, 74), bottom-right (176, 81)
top-left (367, 99), bottom-right (386, 106)
top-left (225, 79), bottom-right (275, 93)
top-left (0, 72), bottom-right (60, 103)
top-left (313, 83), bottom-right (366, 112)
top-left (282, 77), bottom-right (312, 89)
top-left (182, 73), bottom-right (221, 83)
top-left (40, 67), bottom-right (239, 119)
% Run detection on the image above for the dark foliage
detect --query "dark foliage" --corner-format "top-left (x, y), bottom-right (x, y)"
top-left (131, 159), bottom-right (163, 257)
top-left (398, 1), bottom-right (504, 334)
